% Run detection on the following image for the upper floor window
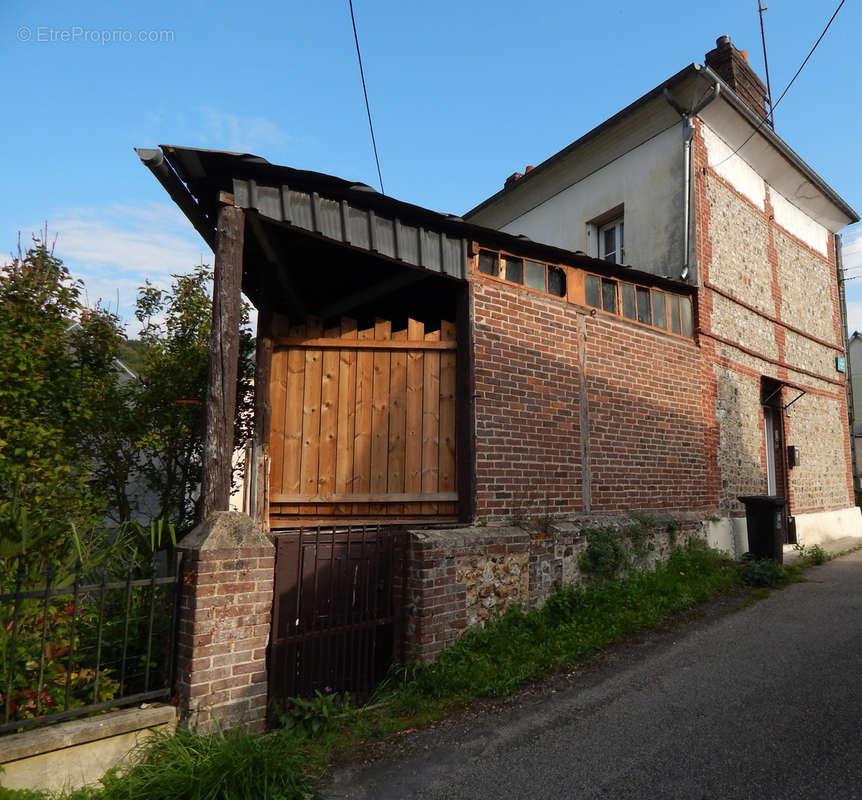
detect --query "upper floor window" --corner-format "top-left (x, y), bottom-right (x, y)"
top-left (476, 249), bottom-right (567, 298)
top-left (473, 247), bottom-right (693, 340)
top-left (599, 217), bottom-right (624, 264)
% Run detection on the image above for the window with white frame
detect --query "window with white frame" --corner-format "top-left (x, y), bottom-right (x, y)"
top-left (599, 217), bottom-right (624, 264)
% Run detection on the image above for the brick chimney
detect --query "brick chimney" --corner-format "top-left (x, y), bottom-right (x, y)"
top-left (705, 35), bottom-right (770, 123)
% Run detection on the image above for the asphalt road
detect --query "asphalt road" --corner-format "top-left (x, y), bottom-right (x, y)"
top-left (323, 550), bottom-right (862, 800)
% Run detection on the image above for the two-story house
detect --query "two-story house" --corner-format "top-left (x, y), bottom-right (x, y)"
top-left (138, 37), bottom-right (860, 559)
top-left (465, 35), bottom-right (861, 551)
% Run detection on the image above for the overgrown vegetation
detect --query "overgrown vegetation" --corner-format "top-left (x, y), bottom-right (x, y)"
top-left (0, 728), bottom-right (317, 800)
top-left (7, 537), bottom-right (846, 800)
top-left (0, 235), bottom-right (254, 542)
top-left (0, 236), bottom-right (253, 727)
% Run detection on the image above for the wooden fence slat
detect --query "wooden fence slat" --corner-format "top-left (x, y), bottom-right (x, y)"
top-left (421, 329), bottom-right (441, 515)
top-left (335, 318), bottom-right (358, 515)
top-left (352, 324), bottom-right (374, 514)
top-left (370, 319), bottom-right (391, 515)
top-left (387, 328), bottom-right (408, 515)
top-left (268, 348), bottom-right (287, 501)
top-left (317, 325), bottom-right (341, 516)
top-left (404, 319), bottom-right (425, 515)
top-left (268, 315), bottom-right (458, 525)
top-left (300, 319), bottom-right (323, 511)
top-left (439, 320), bottom-right (457, 515)
top-left (282, 323), bottom-right (307, 514)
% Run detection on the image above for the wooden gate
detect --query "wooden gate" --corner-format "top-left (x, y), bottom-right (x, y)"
top-left (268, 317), bottom-right (457, 525)
top-left (269, 525), bottom-right (401, 701)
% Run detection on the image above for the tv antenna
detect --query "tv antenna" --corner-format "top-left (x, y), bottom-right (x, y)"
top-left (758, 1), bottom-right (776, 127)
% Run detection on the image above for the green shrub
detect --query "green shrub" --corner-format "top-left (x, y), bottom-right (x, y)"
top-left (579, 526), bottom-right (627, 580)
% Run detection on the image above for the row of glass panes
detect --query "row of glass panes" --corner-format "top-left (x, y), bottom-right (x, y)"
top-left (477, 250), bottom-right (567, 297)
top-left (584, 274), bottom-right (693, 337)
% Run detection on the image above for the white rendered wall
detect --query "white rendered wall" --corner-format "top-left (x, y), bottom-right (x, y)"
top-left (701, 121), bottom-right (828, 255)
top-left (497, 125), bottom-right (684, 278)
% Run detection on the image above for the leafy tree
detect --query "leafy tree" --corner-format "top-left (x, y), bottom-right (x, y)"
top-left (0, 236), bottom-right (113, 535)
top-left (129, 265), bottom-right (255, 531)
top-left (0, 237), bottom-right (255, 553)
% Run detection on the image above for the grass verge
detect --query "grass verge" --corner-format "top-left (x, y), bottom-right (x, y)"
top-left (2, 538), bottom-right (819, 800)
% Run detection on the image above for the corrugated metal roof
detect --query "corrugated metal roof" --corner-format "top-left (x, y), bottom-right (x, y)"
top-left (138, 144), bottom-right (695, 297)
top-left (233, 177), bottom-right (468, 280)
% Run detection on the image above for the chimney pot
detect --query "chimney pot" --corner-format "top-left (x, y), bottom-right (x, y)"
top-left (717, 35), bottom-right (731, 47)
top-left (525, 165), bottom-right (535, 173)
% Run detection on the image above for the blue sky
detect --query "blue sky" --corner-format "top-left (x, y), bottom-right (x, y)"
top-left (3, 0), bottom-right (861, 333)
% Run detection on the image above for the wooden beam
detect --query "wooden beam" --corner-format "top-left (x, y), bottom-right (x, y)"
top-left (456, 282), bottom-right (476, 523)
top-left (200, 202), bottom-right (245, 520)
top-left (252, 309), bottom-right (273, 532)
top-left (273, 337), bottom-right (456, 351)
top-left (316, 269), bottom-right (426, 319)
top-left (270, 491), bottom-right (458, 504)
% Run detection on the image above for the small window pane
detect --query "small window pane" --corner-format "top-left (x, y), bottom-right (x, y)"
top-left (651, 290), bottom-right (667, 330)
top-left (585, 274), bottom-right (601, 308)
top-left (602, 228), bottom-right (617, 263)
top-left (636, 287), bottom-right (651, 324)
top-left (478, 250), bottom-right (498, 275)
top-left (548, 266), bottom-right (566, 297)
top-left (619, 222), bottom-right (625, 263)
top-left (601, 279), bottom-right (617, 313)
top-left (504, 256), bottom-right (523, 284)
top-left (669, 294), bottom-right (681, 334)
top-left (680, 296), bottom-right (693, 337)
top-left (525, 260), bottom-right (546, 291)
top-left (621, 283), bottom-right (636, 319)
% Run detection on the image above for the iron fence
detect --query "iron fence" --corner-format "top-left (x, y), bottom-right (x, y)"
top-left (1, 552), bottom-right (181, 734)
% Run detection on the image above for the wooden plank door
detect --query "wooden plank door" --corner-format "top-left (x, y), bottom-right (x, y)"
top-left (269, 317), bottom-right (458, 525)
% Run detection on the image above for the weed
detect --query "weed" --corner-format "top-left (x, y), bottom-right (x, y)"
top-left (275, 688), bottom-right (349, 736)
top-left (626, 512), bottom-right (657, 563)
top-left (736, 554), bottom-right (788, 588)
top-left (579, 526), bottom-right (627, 580)
top-left (793, 543), bottom-right (828, 565)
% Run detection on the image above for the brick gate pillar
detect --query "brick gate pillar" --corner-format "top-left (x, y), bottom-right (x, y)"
top-left (174, 511), bottom-right (274, 733)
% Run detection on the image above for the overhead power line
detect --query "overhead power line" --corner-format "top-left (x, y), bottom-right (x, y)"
top-left (713, 0), bottom-right (846, 168)
top-left (348, 0), bottom-right (385, 194)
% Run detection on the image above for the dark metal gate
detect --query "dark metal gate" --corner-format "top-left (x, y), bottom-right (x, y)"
top-left (269, 525), bottom-right (402, 702)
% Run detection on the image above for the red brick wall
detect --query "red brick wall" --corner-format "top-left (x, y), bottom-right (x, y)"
top-left (472, 281), bottom-right (584, 517)
top-left (471, 277), bottom-right (713, 520)
top-left (584, 314), bottom-right (711, 512)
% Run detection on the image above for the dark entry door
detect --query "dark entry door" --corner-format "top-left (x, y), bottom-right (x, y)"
top-left (762, 378), bottom-right (792, 544)
top-left (269, 525), bottom-right (399, 702)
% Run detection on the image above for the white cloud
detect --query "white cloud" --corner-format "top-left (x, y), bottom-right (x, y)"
top-left (196, 108), bottom-right (289, 154)
top-left (17, 203), bottom-right (208, 334)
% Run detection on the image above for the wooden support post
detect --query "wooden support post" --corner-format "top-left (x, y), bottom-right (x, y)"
top-left (252, 309), bottom-right (273, 532)
top-left (200, 200), bottom-right (245, 520)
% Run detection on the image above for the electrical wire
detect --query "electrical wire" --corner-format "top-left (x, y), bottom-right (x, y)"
top-left (348, 0), bottom-right (385, 194)
top-left (712, 0), bottom-right (846, 168)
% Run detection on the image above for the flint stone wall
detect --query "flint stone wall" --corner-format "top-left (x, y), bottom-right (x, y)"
top-left (401, 514), bottom-right (703, 662)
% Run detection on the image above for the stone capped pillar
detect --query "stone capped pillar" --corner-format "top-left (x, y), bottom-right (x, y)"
top-left (174, 511), bottom-right (274, 733)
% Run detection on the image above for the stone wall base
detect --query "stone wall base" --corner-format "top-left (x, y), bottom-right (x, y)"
top-left (0, 705), bottom-right (176, 794)
top-left (402, 512), bottom-right (705, 662)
